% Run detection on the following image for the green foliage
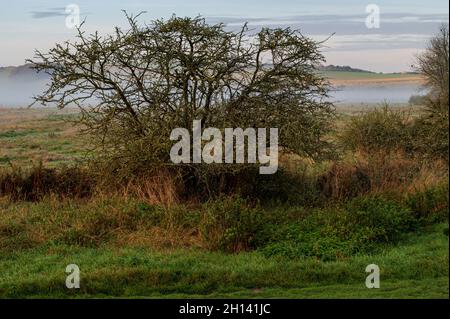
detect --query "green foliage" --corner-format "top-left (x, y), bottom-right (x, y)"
top-left (411, 102), bottom-right (449, 161)
top-left (339, 101), bottom-right (448, 162)
top-left (413, 24), bottom-right (449, 161)
top-left (416, 24), bottom-right (449, 109)
top-left (200, 196), bottom-right (266, 252)
top-left (342, 196), bottom-right (417, 241)
top-left (405, 185), bottom-right (449, 223)
top-left (339, 104), bottom-right (414, 154)
top-left (1, 223), bottom-right (447, 298)
top-left (261, 196), bottom-right (416, 260)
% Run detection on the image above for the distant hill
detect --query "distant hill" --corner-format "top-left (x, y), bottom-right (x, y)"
top-left (317, 64), bottom-right (374, 73)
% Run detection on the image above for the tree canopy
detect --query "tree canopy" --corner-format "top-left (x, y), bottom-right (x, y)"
top-left (29, 14), bottom-right (334, 172)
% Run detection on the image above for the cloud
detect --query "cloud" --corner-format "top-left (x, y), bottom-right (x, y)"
top-left (315, 33), bottom-right (432, 53)
top-left (207, 13), bottom-right (448, 35)
top-left (30, 7), bottom-right (66, 19)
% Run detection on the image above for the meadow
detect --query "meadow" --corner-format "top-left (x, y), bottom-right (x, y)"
top-left (0, 108), bottom-right (86, 168)
top-left (0, 105), bottom-right (448, 298)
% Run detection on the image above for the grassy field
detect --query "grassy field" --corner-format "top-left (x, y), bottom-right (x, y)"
top-left (321, 71), bottom-right (424, 87)
top-left (0, 105), bottom-right (424, 167)
top-left (0, 106), bottom-right (448, 299)
top-left (0, 108), bottom-right (87, 168)
top-left (0, 222), bottom-right (447, 298)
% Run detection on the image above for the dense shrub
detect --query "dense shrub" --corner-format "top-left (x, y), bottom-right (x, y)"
top-left (405, 184), bottom-right (449, 223)
top-left (342, 196), bottom-right (417, 241)
top-left (412, 25), bottom-right (449, 162)
top-left (339, 104), bottom-right (414, 154)
top-left (260, 196), bottom-right (416, 260)
top-left (318, 163), bottom-right (371, 200)
top-left (0, 163), bottom-right (94, 201)
top-left (339, 101), bottom-right (448, 165)
top-left (251, 167), bottom-right (321, 206)
top-left (199, 196), bottom-right (266, 252)
top-left (317, 151), bottom-right (431, 200)
top-left (410, 107), bottom-right (449, 162)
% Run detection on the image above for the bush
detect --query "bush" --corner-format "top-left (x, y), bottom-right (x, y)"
top-left (318, 163), bottom-right (371, 200)
top-left (411, 107), bottom-right (449, 162)
top-left (199, 195), bottom-right (266, 252)
top-left (405, 185), bottom-right (449, 223)
top-left (412, 25), bottom-right (449, 162)
top-left (0, 163), bottom-right (94, 201)
top-left (339, 100), bottom-right (448, 163)
top-left (341, 196), bottom-right (416, 242)
top-left (251, 167), bottom-right (321, 206)
top-left (317, 151), bottom-right (427, 200)
top-left (339, 104), bottom-right (414, 154)
top-left (260, 196), bottom-right (416, 260)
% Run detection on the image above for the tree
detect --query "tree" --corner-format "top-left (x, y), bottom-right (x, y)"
top-left (28, 14), bottom-right (334, 178)
top-left (414, 24), bottom-right (449, 161)
top-left (416, 24), bottom-right (449, 110)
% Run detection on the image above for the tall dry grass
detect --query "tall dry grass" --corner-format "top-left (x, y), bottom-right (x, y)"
top-left (319, 149), bottom-right (448, 201)
top-left (120, 170), bottom-right (181, 207)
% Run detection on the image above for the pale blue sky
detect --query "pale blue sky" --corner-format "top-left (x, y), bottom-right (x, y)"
top-left (1, 0), bottom-right (448, 72)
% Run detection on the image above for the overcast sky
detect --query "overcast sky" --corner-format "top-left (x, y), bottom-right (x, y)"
top-left (1, 0), bottom-right (448, 72)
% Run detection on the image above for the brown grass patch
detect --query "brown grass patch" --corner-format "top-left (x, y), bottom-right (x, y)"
top-left (319, 150), bottom-right (448, 200)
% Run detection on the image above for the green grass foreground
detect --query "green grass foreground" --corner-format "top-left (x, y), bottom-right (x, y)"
top-left (0, 224), bottom-right (447, 299)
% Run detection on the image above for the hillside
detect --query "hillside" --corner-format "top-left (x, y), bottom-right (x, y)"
top-left (317, 64), bottom-right (374, 73)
